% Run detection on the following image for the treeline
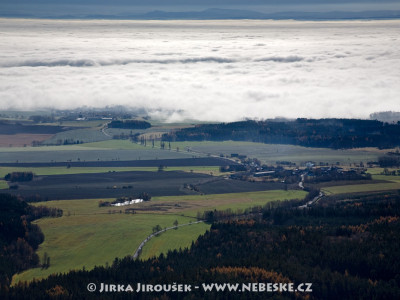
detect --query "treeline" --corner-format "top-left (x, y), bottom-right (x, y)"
top-left (304, 170), bottom-right (371, 184)
top-left (162, 119), bottom-right (400, 149)
top-left (4, 172), bottom-right (34, 182)
top-left (29, 115), bottom-right (55, 124)
top-left (108, 120), bottom-right (151, 129)
top-left (0, 194), bottom-right (62, 293)
top-left (7, 192), bottom-right (400, 299)
top-left (378, 155), bottom-right (400, 167)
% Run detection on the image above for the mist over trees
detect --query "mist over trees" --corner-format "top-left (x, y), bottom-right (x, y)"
top-left (370, 111), bottom-right (400, 124)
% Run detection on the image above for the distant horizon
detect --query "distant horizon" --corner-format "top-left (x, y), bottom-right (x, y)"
top-left (1, 4), bottom-right (400, 20)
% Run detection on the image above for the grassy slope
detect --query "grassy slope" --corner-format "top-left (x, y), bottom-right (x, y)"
top-left (140, 222), bottom-right (211, 260)
top-left (12, 190), bottom-right (305, 284)
top-left (322, 182), bottom-right (400, 195)
top-left (0, 140), bottom-right (384, 166)
top-left (0, 140), bottom-right (200, 163)
top-left (0, 180), bottom-right (8, 189)
top-left (81, 140), bottom-right (151, 150)
top-left (13, 204), bottom-right (193, 283)
top-left (169, 141), bottom-right (384, 165)
top-left (151, 190), bottom-right (307, 217)
top-left (0, 166), bottom-right (222, 177)
top-left (321, 169), bottom-right (400, 195)
top-left (0, 145), bottom-right (103, 152)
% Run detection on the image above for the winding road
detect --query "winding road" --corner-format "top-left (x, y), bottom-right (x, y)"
top-left (132, 220), bottom-right (204, 260)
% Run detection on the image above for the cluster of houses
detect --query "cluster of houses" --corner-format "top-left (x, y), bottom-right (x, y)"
top-left (227, 156), bottom-right (368, 184)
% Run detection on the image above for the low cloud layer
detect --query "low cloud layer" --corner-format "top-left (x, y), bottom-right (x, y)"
top-left (0, 19), bottom-right (399, 122)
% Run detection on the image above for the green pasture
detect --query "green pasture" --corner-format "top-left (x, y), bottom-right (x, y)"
top-left (169, 141), bottom-right (384, 165)
top-left (81, 140), bottom-right (147, 149)
top-left (140, 222), bottom-right (211, 260)
top-left (0, 166), bottom-right (221, 178)
top-left (0, 180), bottom-right (8, 189)
top-left (0, 147), bottom-right (194, 163)
top-left (322, 182), bottom-right (400, 195)
top-left (55, 120), bottom-right (107, 128)
top-left (13, 209), bottom-right (193, 284)
top-left (0, 145), bottom-right (102, 152)
top-left (41, 128), bottom-right (111, 145)
top-left (12, 189), bottom-right (305, 284)
top-left (367, 168), bottom-right (386, 175)
top-left (148, 190), bottom-right (307, 217)
top-left (0, 139), bottom-right (384, 165)
top-left (367, 168), bottom-right (400, 182)
top-left (371, 175), bottom-right (400, 183)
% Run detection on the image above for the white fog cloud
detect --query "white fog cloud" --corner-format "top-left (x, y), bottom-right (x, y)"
top-left (0, 19), bottom-right (399, 122)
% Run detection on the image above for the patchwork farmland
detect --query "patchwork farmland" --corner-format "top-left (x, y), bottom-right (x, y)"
top-left (2, 113), bottom-right (400, 291)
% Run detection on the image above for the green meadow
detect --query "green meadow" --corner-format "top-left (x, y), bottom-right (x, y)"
top-left (13, 200), bottom-right (194, 284)
top-left (168, 141), bottom-right (384, 165)
top-left (319, 168), bottom-right (400, 195)
top-left (12, 189), bottom-right (305, 284)
top-left (151, 190), bottom-right (307, 217)
top-left (140, 222), bottom-right (211, 260)
top-left (0, 166), bottom-right (221, 178)
top-left (0, 180), bottom-right (8, 189)
top-left (81, 140), bottom-right (152, 150)
top-left (322, 182), bottom-right (400, 195)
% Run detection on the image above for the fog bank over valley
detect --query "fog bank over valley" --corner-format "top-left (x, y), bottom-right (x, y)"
top-left (0, 19), bottom-right (399, 122)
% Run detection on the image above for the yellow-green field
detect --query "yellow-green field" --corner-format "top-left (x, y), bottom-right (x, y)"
top-left (0, 144), bottom-right (106, 152)
top-left (0, 180), bottom-right (8, 189)
top-left (12, 189), bottom-right (305, 285)
top-left (167, 141), bottom-right (386, 165)
top-left (371, 175), bottom-right (400, 183)
top-left (322, 182), bottom-right (400, 195)
top-left (81, 140), bottom-right (149, 149)
top-left (0, 165), bottom-right (222, 177)
top-left (13, 208), bottom-right (194, 284)
top-left (150, 190), bottom-right (307, 217)
top-left (140, 222), bottom-right (211, 260)
top-left (2, 140), bottom-right (383, 165)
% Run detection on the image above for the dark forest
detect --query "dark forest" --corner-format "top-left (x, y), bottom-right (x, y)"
top-left (163, 119), bottom-right (400, 149)
top-left (4, 192), bottom-right (400, 300)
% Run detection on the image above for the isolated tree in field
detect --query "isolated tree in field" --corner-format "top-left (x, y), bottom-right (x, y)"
top-left (173, 220), bottom-right (179, 229)
top-left (152, 224), bottom-right (162, 234)
top-left (42, 252), bottom-right (50, 269)
top-left (139, 192), bottom-right (151, 201)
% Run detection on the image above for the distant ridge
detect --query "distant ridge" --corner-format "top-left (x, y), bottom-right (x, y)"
top-left (1, 8), bottom-right (400, 20)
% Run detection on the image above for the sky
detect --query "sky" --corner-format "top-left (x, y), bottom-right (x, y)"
top-left (3, 0), bottom-right (399, 5)
top-left (0, 19), bottom-right (399, 122)
top-left (1, 0), bottom-right (400, 18)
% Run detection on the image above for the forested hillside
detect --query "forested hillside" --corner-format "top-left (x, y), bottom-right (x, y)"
top-left (0, 194), bottom-right (62, 295)
top-left (6, 192), bottom-right (400, 299)
top-left (163, 119), bottom-right (400, 149)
